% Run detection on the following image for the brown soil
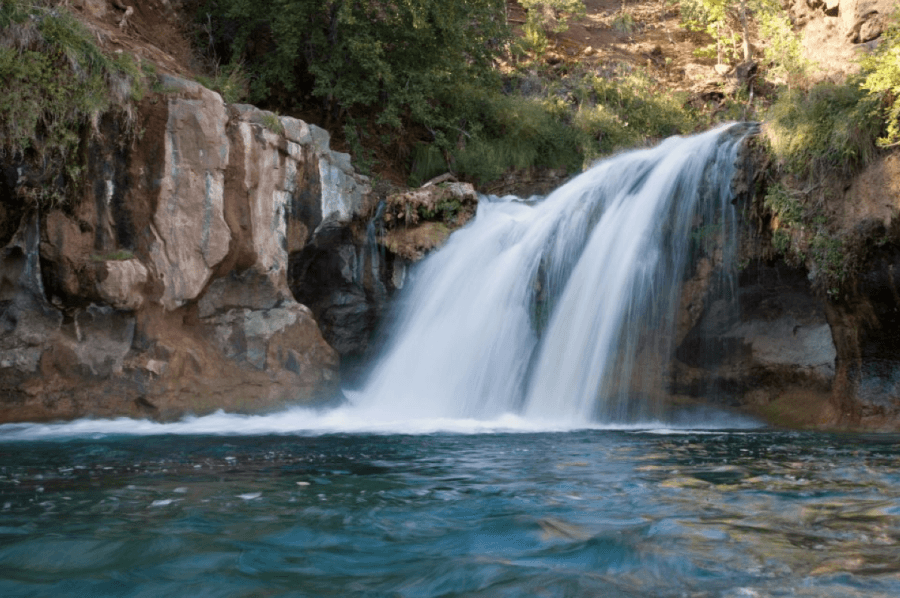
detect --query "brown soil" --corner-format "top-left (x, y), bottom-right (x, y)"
top-left (506, 0), bottom-right (719, 94)
top-left (68, 0), bottom-right (198, 77)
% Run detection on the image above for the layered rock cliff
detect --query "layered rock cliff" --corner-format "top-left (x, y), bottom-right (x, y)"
top-left (0, 75), bottom-right (372, 421)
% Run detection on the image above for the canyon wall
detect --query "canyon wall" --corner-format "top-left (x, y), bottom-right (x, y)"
top-left (3, 73), bottom-right (900, 429)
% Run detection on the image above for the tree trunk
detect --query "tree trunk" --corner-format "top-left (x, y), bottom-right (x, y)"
top-left (738, 0), bottom-right (751, 62)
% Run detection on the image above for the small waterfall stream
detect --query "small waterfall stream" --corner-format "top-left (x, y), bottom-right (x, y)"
top-left (360, 123), bottom-right (756, 425)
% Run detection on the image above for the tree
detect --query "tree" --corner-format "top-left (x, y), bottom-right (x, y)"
top-left (201, 0), bottom-right (510, 132)
top-left (680, 0), bottom-right (760, 66)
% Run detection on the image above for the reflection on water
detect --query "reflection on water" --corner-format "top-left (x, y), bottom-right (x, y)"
top-left (0, 430), bottom-right (899, 597)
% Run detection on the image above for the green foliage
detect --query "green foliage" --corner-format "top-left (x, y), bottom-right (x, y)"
top-left (809, 233), bottom-right (846, 297)
top-left (612, 12), bottom-right (637, 36)
top-left (342, 118), bottom-right (377, 176)
top-left (575, 66), bottom-right (697, 160)
top-left (757, 9), bottom-right (811, 86)
top-left (0, 0), bottom-right (141, 206)
top-left (520, 0), bottom-right (586, 52)
top-left (679, 0), bottom-right (749, 62)
top-left (409, 144), bottom-right (448, 187)
top-left (765, 83), bottom-right (880, 178)
top-left (449, 88), bottom-right (583, 185)
top-left (418, 198), bottom-right (463, 222)
top-left (763, 183), bottom-right (803, 226)
top-left (202, 0), bottom-right (509, 130)
top-left (771, 228), bottom-right (791, 255)
top-left (196, 62), bottom-right (249, 104)
top-left (260, 112), bottom-right (285, 136)
top-left (860, 11), bottom-right (900, 146)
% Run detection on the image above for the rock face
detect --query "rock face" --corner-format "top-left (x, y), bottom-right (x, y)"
top-left (826, 240), bottom-right (900, 427)
top-left (672, 260), bottom-right (841, 427)
top-left (289, 179), bottom-right (478, 380)
top-left (792, 0), bottom-right (896, 81)
top-left (671, 146), bottom-right (900, 430)
top-left (0, 75), bottom-right (371, 422)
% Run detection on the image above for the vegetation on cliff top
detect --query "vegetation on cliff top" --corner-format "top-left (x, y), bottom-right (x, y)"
top-left (195, 0), bottom-right (714, 184)
top-left (758, 11), bottom-right (900, 296)
top-left (193, 0), bottom-right (900, 196)
top-left (0, 0), bottom-right (143, 206)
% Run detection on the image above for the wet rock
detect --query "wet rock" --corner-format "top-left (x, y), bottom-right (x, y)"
top-left (672, 261), bottom-right (837, 425)
top-left (827, 242), bottom-right (900, 426)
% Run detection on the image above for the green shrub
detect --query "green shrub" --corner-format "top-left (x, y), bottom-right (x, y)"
top-left (519, 0), bottom-right (586, 53)
top-left (809, 233), bottom-right (846, 297)
top-left (195, 61), bottom-right (249, 104)
top-left (260, 112), bottom-right (284, 135)
top-left (201, 0), bottom-right (508, 128)
top-left (765, 83), bottom-right (879, 178)
top-left (448, 89), bottom-right (582, 185)
top-left (586, 68), bottom-right (694, 138)
top-left (409, 144), bottom-right (448, 187)
top-left (757, 8), bottom-right (813, 87)
top-left (763, 183), bottom-right (803, 226)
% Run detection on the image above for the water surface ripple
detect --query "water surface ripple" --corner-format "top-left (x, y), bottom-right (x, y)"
top-left (1, 430), bottom-right (899, 597)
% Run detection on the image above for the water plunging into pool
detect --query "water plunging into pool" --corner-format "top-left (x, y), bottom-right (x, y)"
top-left (6, 125), bottom-right (900, 598)
top-left (358, 122), bottom-right (754, 425)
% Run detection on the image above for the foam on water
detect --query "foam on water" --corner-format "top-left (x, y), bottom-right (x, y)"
top-left (0, 402), bottom-right (762, 441)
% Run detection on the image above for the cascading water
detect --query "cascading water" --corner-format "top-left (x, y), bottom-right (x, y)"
top-left (359, 122), bottom-right (756, 425)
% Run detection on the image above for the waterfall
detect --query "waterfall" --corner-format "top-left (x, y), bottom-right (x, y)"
top-left (359, 123), bottom-right (756, 425)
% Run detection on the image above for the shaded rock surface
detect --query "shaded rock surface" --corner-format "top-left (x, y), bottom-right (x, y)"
top-left (289, 179), bottom-right (478, 381)
top-left (672, 144), bottom-right (900, 430)
top-left (672, 260), bottom-right (840, 427)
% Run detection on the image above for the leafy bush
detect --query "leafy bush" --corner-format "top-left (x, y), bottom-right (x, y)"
top-left (678, 0), bottom-right (755, 64)
top-left (757, 8), bottom-right (812, 87)
top-left (409, 144), bottom-right (449, 187)
top-left (519, 0), bottom-right (586, 53)
top-left (195, 61), bottom-right (249, 104)
top-left (200, 0), bottom-right (508, 129)
top-left (763, 182), bottom-right (803, 227)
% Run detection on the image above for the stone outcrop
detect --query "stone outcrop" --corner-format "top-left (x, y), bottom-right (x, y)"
top-left (0, 75), bottom-right (371, 422)
top-left (792, 0), bottom-right (896, 81)
top-left (672, 260), bottom-right (841, 427)
top-left (289, 178), bottom-right (478, 380)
